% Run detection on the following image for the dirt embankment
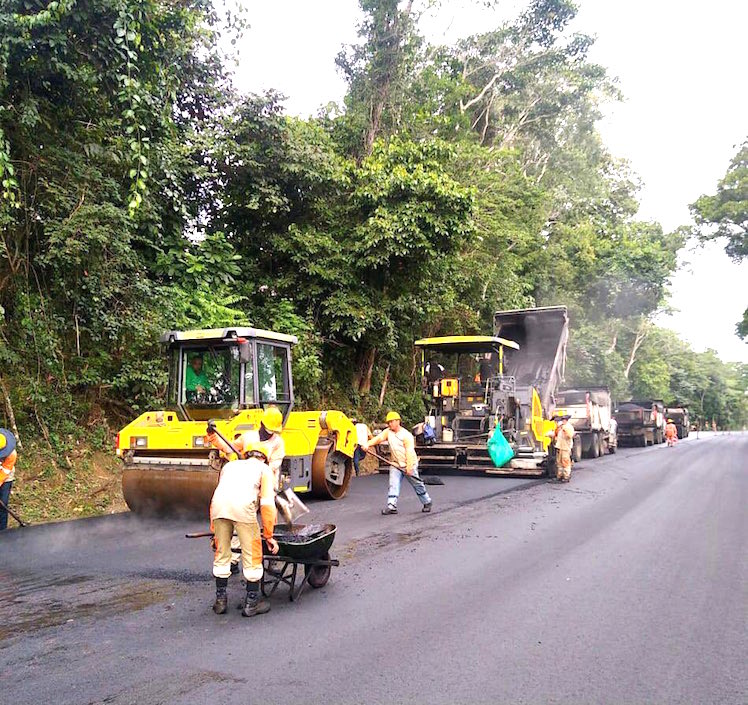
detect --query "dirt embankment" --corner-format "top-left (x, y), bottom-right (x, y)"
top-left (7, 442), bottom-right (127, 526)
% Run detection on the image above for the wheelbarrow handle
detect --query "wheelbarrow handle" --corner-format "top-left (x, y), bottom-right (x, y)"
top-left (185, 531), bottom-right (214, 539)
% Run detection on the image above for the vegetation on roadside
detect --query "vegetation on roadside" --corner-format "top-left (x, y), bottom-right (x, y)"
top-left (0, 0), bottom-right (745, 523)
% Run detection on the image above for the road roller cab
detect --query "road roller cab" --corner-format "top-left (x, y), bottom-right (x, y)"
top-left (117, 327), bottom-right (357, 515)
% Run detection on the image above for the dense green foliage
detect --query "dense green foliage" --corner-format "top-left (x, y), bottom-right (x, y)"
top-left (0, 0), bottom-right (744, 493)
top-left (691, 140), bottom-right (748, 340)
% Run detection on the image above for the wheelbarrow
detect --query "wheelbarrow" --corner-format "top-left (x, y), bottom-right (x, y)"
top-left (261, 523), bottom-right (339, 602)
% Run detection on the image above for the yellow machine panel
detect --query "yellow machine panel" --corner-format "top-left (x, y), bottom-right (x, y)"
top-left (530, 387), bottom-right (554, 450)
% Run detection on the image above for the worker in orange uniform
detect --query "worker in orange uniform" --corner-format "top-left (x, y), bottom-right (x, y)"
top-left (550, 412), bottom-right (575, 482)
top-left (210, 444), bottom-right (279, 617)
top-left (665, 418), bottom-right (678, 447)
top-left (363, 411), bottom-right (432, 515)
top-left (0, 428), bottom-right (18, 531)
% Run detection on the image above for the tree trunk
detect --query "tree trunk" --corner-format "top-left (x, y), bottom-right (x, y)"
top-left (356, 347), bottom-right (377, 395)
top-left (0, 376), bottom-right (22, 450)
top-left (378, 363), bottom-right (390, 406)
top-left (624, 324), bottom-right (648, 379)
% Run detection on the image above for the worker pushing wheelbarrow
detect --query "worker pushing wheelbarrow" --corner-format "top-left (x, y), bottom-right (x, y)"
top-left (187, 422), bottom-right (340, 614)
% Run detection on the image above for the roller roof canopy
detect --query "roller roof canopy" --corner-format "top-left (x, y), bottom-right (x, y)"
top-left (414, 335), bottom-right (520, 353)
top-left (160, 327), bottom-right (298, 345)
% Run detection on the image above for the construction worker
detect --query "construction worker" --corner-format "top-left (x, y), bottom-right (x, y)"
top-left (210, 444), bottom-right (279, 617)
top-left (363, 411), bottom-right (432, 515)
top-left (207, 406), bottom-right (286, 489)
top-left (0, 428), bottom-right (18, 531)
top-left (206, 406), bottom-right (286, 575)
top-left (185, 354), bottom-right (210, 401)
top-left (550, 413), bottom-right (575, 482)
top-left (352, 419), bottom-right (371, 476)
top-left (665, 418), bottom-right (678, 447)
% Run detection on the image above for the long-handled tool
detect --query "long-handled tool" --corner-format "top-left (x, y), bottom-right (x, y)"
top-left (0, 498), bottom-right (28, 527)
top-left (363, 448), bottom-right (444, 485)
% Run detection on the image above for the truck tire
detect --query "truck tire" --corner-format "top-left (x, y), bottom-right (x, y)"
top-left (591, 433), bottom-right (600, 458)
top-left (639, 435), bottom-right (647, 448)
top-left (572, 435), bottom-right (582, 463)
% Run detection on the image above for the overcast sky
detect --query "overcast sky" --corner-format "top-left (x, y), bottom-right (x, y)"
top-left (226, 0), bottom-right (747, 363)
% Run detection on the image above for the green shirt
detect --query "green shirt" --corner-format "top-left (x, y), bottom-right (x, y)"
top-left (185, 366), bottom-right (210, 392)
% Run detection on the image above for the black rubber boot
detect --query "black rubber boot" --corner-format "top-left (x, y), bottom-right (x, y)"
top-left (241, 581), bottom-right (270, 618)
top-left (213, 577), bottom-right (228, 614)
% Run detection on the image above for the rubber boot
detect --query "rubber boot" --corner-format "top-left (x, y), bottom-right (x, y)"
top-left (241, 581), bottom-right (270, 618)
top-left (213, 577), bottom-right (228, 614)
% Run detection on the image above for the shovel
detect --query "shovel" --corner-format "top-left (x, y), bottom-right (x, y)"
top-left (363, 448), bottom-right (445, 485)
top-left (0, 498), bottom-right (27, 527)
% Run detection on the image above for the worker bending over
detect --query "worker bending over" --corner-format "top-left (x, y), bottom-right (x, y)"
top-left (210, 444), bottom-right (279, 617)
top-left (363, 411), bottom-right (432, 515)
top-left (206, 406), bottom-right (286, 576)
top-left (665, 419), bottom-right (678, 447)
top-left (0, 428), bottom-right (18, 531)
top-left (550, 413), bottom-right (575, 483)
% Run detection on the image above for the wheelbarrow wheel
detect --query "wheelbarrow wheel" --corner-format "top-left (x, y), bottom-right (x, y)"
top-left (305, 552), bottom-right (332, 589)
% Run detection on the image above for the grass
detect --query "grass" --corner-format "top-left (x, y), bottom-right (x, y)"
top-left (8, 440), bottom-right (127, 526)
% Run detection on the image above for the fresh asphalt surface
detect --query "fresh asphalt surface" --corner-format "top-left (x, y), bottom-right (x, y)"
top-left (1, 432), bottom-right (745, 704)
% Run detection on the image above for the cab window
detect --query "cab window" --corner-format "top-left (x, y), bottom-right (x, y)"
top-left (257, 344), bottom-right (291, 403)
top-left (181, 346), bottom-right (241, 409)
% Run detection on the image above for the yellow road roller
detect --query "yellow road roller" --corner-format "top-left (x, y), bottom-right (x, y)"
top-left (116, 327), bottom-right (357, 515)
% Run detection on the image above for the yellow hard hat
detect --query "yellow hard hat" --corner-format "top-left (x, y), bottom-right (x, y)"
top-left (385, 411), bottom-right (401, 423)
top-left (0, 435), bottom-right (5, 451)
top-left (261, 406), bottom-right (284, 433)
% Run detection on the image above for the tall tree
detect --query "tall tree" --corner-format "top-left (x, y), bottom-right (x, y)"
top-left (690, 140), bottom-right (748, 338)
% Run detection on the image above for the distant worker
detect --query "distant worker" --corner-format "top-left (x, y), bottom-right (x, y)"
top-left (363, 411), bottom-right (432, 515)
top-left (550, 412), bottom-right (575, 482)
top-left (478, 353), bottom-right (496, 383)
top-left (0, 428), bottom-right (18, 531)
top-left (209, 445), bottom-right (279, 617)
top-left (206, 406), bottom-right (286, 575)
top-left (185, 354), bottom-right (210, 401)
top-left (609, 416), bottom-right (618, 450)
top-left (665, 418), bottom-right (678, 447)
top-left (352, 419), bottom-right (372, 476)
top-left (425, 361), bottom-right (445, 385)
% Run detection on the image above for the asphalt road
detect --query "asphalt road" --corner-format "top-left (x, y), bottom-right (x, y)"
top-left (1, 432), bottom-right (745, 704)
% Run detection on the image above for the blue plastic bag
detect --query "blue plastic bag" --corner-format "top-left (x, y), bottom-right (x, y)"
top-left (487, 427), bottom-right (514, 468)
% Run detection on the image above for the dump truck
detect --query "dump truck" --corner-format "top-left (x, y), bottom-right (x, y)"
top-left (613, 399), bottom-right (666, 447)
top-left (116, 327), bottom-right (357, 515)
top-left (555, 387), bottom-right (617, 461)
top-left (665, 406), bottom-right (690, 439)
top-left (413, 306), bottom-right (569, 476)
